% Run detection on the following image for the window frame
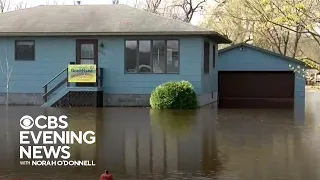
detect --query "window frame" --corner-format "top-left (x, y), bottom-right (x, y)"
top-left (138, 40), bottom-right (152, 74)
top-left (15, 40), bottom-right (35, 61)
top-left (124, 39), bottom-right (180, 74)
top-left (203, 41), bottom-right (210, 74)
top-left (165, 40), bottom-right (180, 74)
top-left (212, 44), bottom-right (216, 68)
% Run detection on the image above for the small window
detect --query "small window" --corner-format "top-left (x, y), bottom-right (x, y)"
top-left (80, 44), bottom-right (95, 64)
top-left (15, 40), bottom-right (35, 61)
top-left (204, 42), bottom-right (210, 74)
top-left (212, 45), bottom-right (216, 68)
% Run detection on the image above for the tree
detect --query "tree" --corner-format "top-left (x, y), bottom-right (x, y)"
top-left (244, 0), bottom-right (320, 44)
top-left (0, 41), bottom-right (14, 145)
top-left (0, 45), bottom-right (13, 107)
top-left (137, 0), bottom-right (206, 23)
top-left (201, 0), bottom-right (254, 47)
top-left (145, 0), bottom-right (162, 13)
top-left (45, 0), bottom-right (67, 5)
top-left (201, 0), bottom-right (320, 70)
top-left (14, 0), bottom-right (27, 10)
top-left (112, 0), bottom-right (119, 4)
top-left (243, 0), bottom-right (320, 68)
top-left (0, 0), bottom-right (11, 13)
top-left (170, 0), bottom-right (207, 22)
top-left (1, 0), bottom-right (28, 12)
top-left (202, 0), bottom-right (304, 57)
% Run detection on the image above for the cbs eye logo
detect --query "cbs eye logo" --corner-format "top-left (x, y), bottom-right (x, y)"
top-left (20, 115), bottom-right (34, 130)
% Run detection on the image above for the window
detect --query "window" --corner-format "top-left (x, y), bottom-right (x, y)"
top-left (80, 44), bottom-right (94, 64)
top-left (125, 40), bottom-right (179, 73)
top-left (125, 41), bottom-right (138, 72)
top-left (138, 40), bottom-right (151, 73)
top-left (166, 40), bottom-right (179, 73)
top-left (152, 40), bottom-right (165, 73)
top-left (204, 42), bottom-right (210, 74)
top-left (212, 45), bottom-right (216, 68)
top-left (15, 40), bottom-right (35, 60)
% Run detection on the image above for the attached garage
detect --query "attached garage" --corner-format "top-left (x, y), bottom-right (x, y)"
top-left (217, 43), bottom-right (307, 109)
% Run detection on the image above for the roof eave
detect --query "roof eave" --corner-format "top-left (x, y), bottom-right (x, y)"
top-left (219, 43), bottom-right (309, 67)
top-left (0, 31), bottom-right (233, 43)
top-left (205, 31), bottom-right (232, 44)
top-left (209, 34), bottom-right (232, 44)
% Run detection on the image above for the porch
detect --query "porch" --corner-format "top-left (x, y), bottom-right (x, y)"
top-left (42, 67), bottom-right (104, 107)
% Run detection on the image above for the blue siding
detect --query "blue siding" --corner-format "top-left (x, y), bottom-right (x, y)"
top-left (217, 46), bottom-right (306, 109)
top-left (201, 39), bottom-right (218, 94)
top-left (0, 36), bottom-right (203, 94)
top-left (0, 37), bottom-right (74, 93)
top-left (98, 36), bottom-right (202, 94)
top-left (211, 45), bottom-right (219, 92)
top-left (217, 47), bottom-right (304, 71)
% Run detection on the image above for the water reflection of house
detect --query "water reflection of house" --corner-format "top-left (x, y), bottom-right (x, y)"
top-left (98, 109), bottom-right (219, 175)
top-left (213, 110), bottom-right (312, 179)
top-left (0, 107), bottom-right (101, 172)
top-left (0, 107), bottom-right (49, 169)
top-left (66, 110), bottom-right (98, 162)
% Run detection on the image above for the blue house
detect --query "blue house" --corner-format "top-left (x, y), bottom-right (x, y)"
top-left (0, 4), bottom-right (231, 107)
top-left (217, 43), bottom-right (307, 110)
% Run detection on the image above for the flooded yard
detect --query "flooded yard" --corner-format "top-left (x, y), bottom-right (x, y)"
top-left (0, 91), bottom-right (319, 180)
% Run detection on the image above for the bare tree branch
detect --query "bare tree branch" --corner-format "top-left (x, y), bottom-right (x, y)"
top-left (112, 0), bottom-right (119, 4)
top-left (14, 0), bottom-right (28, 10)
top-left (0, 0), bottom-right (11, 13)
top-left (173, 0), bottom-right (206, 22)
top-left (145, 0), bottom-right (162, 13)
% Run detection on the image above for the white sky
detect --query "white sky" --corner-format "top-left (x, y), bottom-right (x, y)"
top-left (8, 0), bottom-right (203, 25)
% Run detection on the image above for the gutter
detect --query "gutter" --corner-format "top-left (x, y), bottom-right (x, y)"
top-left (0, 31), bottom-right (232, 44)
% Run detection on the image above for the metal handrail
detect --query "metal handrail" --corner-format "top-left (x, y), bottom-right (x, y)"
top-left (42, 67), bottom-right (68, 88)
top-left (43, 77), bottom-right (68, 100)
top-left (42, 67), bottom-right (104, 103)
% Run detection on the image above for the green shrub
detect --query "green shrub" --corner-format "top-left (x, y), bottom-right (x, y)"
top-left (150, 80), bottom-right (198, 109)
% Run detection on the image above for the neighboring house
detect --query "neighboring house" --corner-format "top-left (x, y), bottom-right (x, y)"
top-left (0, 4), bottom-right (231, 107)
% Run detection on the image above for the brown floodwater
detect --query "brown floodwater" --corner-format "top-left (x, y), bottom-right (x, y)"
top-left (0, 92), bottom-right (319, 180)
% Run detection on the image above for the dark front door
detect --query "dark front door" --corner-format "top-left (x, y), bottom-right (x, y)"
top-left (218, 71), bottom-right (295, 109)
top-left (76, 39), bottom-right (98, 87)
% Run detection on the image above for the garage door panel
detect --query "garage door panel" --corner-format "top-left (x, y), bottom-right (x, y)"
top-left (218, 71), bottom-right (294, 109)
top-left (219, 98), bottom-right (294, 109)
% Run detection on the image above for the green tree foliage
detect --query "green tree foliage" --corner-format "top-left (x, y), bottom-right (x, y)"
top-left (201, 0), bottom-right (320, 70)
top-left (150, 81), bottom-right (198, 109)
top-left (201, 0), bottom-right (254, 48)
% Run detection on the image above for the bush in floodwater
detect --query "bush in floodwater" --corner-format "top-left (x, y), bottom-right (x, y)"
top-left (150, 109), bottom-right (196, 135)
top-left (150, 81), bottom-right (198, 109)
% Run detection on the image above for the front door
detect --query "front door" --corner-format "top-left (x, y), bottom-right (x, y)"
top-left (76, 39), bottom-right (98, 87)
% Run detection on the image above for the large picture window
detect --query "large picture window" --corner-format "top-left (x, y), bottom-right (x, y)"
top-left (125, 40), bottom-right (179, 73)
top-left (15, 40), bottom-right (35, 61)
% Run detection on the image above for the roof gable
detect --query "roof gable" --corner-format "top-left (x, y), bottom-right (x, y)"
top-left (219, 43), bottom-right (306, 66)
top-left (0, 5), bottom-right (231, 43)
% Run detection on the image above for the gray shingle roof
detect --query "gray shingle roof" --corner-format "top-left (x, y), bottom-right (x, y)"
top-left (0, 4), bottom-right (231, 43)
